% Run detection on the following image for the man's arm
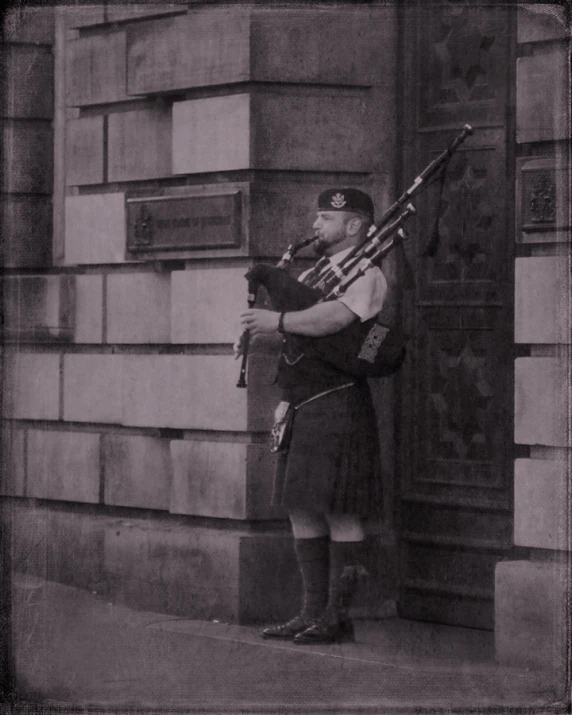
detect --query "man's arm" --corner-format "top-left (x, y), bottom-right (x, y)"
top-left (239, 301), bottom-right (356, 339)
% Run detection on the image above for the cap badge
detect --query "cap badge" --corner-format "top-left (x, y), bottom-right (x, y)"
top-left (331, 192), bottom-right (346, 209)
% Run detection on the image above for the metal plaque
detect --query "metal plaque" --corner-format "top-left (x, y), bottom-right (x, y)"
top-left (126, 192), bottom-right (241, 252)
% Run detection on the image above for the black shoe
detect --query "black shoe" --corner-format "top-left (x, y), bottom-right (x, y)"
top-left (261, 614), bottom-right (319, 640)
top-left (293, 618), bottom-right (355, 645)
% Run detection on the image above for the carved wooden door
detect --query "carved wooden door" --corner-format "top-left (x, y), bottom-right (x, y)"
top-left (398, 4), bottom-right (517, 629)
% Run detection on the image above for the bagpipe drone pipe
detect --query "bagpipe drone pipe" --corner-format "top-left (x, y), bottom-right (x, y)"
top-left (236, 124), bottom-right (474, 386)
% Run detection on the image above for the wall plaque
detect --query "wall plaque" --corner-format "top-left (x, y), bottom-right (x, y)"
top-left (126, 192), bottom-right (242, 253)
top-left (516, 157), bottom-right (570, 243)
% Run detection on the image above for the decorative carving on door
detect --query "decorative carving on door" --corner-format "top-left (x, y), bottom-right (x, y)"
top-left (419, 6), bottom-right (508, 127)
top-left (429, 336), bottom-right (494, 462)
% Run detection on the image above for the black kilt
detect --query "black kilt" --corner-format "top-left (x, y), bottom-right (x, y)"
top-left (272, 381), bottom-right (382, 516)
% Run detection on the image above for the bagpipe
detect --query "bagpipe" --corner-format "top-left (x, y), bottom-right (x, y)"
top-left (237, 124), bottom-right (474, 388)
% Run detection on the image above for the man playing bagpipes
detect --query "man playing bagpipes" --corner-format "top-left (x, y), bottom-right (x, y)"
top-left (235, 188), bottom-right (387, 645)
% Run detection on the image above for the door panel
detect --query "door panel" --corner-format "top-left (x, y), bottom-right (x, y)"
top-left (398, 4), bottom-right (516, 630)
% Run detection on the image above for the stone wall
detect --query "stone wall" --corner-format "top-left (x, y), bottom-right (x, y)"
top-left (1, 6), bottom-right (54, 266)
top-left (2, 3), bottom-right (400, 622)
top-left (495, 4), bottom-right (571, 685)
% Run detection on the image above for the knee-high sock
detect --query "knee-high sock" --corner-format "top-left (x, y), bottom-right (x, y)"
top-left (294, 536), bottom-right (330, 619)
top-left (327, 540), bottom-right (368, 619)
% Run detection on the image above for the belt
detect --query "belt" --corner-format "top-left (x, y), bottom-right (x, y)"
top-left (293, 381), bottom-right (355, 411)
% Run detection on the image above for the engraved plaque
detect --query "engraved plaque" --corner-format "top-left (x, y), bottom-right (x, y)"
top-left (126, 192), bottom-right (242, 253)
top-left (517, 157), bottom-right (571, 243)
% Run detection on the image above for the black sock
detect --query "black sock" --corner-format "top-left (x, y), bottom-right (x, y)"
top-left (327, 540), bottom-right (368, 620)
top-left (294, 536), bottom-right (330, 619)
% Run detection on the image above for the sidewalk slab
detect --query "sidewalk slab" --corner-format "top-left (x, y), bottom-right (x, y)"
top-left (11, 573), bottom-right (565, 713)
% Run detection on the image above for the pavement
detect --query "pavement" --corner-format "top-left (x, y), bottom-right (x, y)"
top-left (8, 572), bottom-right (568, 714)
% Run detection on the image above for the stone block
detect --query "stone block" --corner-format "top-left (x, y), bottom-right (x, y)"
top-left (106, 272), bottom-right (170, 344)
top-left (515, 257), bottom-right (571, 344)
top-left (3, 6), bottom-right (54, 43)
top-left (127, 7), bottom-right (385, 95)
top-left (2, 123), bottom-right (53, 193)
top-left (11, 502), bottom-right (105, 590)
top-left (250, 7), bottom-right (386, 86)
top-left (126, 10), bottom-right (251, 95)
top-left (103, 435), bottom-right (172, 510)
top-left (2, 46), bottom-right (53, 119)
top-left (65, 6), bottom-right (105, 28)
top-left (517, 44), bottom-right (570, 143)
top-left (2, 352), bottom-right (60, 420)
top-left (123, 355), bottom-right (239, 430)
top-left (107, 4), bottom-right (183, 23)
top-left (121, 354), bottom-right (276, 431)
top-left (173, 93), bottom-right (371, 174)
top-left (253, 93), bottom-right (371, 172)
top-left (172, 95), bottom-right (250, 174)
top-left (103, 520), bottom-right (298, 622)
top-left (74, 274), bottom-right (103, 343)
top-left (515, 457), bottom-right (570, 551)
top-left (1, 197), bottom-right (52, 267)
top-left (104, 520), bottom-right (239, 620)
top-left (2, 274), bottom-right (74, 340)
top-left (66, 32), bottom-right (127, 106)
top-left (170, 267), bottom-right (246, 344)
top-left (0, 425), bottom-right (26, 497)
top-left (107, 107), bottom-right (172, 182)
top-left (515, 358), bottom-right (570, 447)
top-left (495, 560), bottom-right (569, 679)
top-left (238, 533), bottom-right (301, 624)
top-left (170, 441), bottom-right (280, 520)
top-left (518, 4), bottom-right (569, 43)
top-left (26, 430), bottom-right (100, 503)
top-left (63, 355), bottom-right (123, 424)
top-left (66, 116), bottom-right (105, 186)
top-left (64, 193), bottom-right (126, 265)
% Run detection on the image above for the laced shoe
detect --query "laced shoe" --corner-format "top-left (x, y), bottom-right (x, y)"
top-left (260, 613), bottom-right (319, 640)
top-left (293, 615), bottom-right (355, 645)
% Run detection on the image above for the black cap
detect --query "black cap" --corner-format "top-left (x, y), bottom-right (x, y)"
top-left (317, 188), bottom-right (374, 220)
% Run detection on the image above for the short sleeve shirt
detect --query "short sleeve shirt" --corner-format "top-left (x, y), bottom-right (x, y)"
top-left (298, 247), bottom-right (387, 322)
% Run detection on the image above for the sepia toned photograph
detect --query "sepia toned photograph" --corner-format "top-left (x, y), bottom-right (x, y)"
top-left (1, 1), bottom-right (570, 713)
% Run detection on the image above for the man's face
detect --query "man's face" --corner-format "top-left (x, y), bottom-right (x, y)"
top-left (311, 211), bottom-right (352, 256)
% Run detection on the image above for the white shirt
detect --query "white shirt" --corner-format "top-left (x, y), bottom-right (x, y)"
top-left (298, 247), bottom-right (387, 322)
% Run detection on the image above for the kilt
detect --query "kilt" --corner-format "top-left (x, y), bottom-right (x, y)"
top-left (272, 381), bottom-right (383, 516)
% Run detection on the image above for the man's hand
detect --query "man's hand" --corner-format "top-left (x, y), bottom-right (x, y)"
top-left (233, 332), bottom-right (246, 360)
top-left (240, 309), bottom-right (280, 337)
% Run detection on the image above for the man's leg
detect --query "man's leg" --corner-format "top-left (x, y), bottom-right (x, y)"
top-left (294, 513), bottom-right (367, 645)
top-left (261, 510), bottom-right (330, 639)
